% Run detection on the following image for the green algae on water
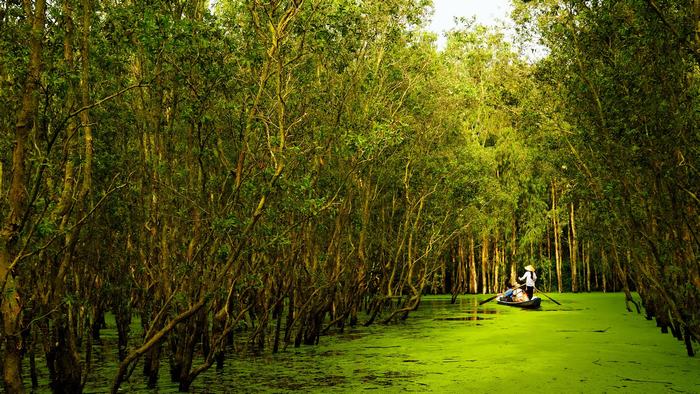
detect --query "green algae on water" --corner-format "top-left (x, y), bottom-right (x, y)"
top-left (73, 293), bottom-right (700, 392)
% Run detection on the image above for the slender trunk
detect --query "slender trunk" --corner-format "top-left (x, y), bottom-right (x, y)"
top-left (492, 238), bottom-right (500, 293)
top-left (283, 291), bottom-right (295, 348)
top-left (143, 346), bottom-right (162, 388)
top-left (452, 240), bottom-right (464, 297)
top-left (469, 236), bottom-right (477, 293)
top-left (78, 0), bottom-right (93, 204)
top-left (91, 306), bottom-right (105, 342)
top-left (510, 219), bottom-right (517, 285)
top-left (540, 223), bottom-right (552, 291)
top-left (460, 242), bottom-right (467, 294)
top-left (142, 312), bottom-right (163, 389)
top-left (552, 181), bottom-right (563, 292)
top-left (214, 306), bottom-right (227, 369)
top-left (546, 224), bottom-right (551, 291)
top-left (611, 240), bottom-right (639, 313)
top-left (481, 236), bottom-right (489, 294)
top-left (569, 202), bottom-right (578, 292)
top-left (115, 303), bottom-right (131, 362)
top-left (593, 256), bottom-right (599, 291)
top-left (546, 222), bottom-right (551, 263)
top-left (601, 249), bottom-right (608, 293)
top-left (272, 298), bottom-right (283, 353)
top-left (441, 257), bottom-right (447, 294)
top-left (585, 240), bottom-right (591, 292)
top-left (622, 250), bottom-right (640, 313)
top-left (28, 343), bottom-right (38, 389)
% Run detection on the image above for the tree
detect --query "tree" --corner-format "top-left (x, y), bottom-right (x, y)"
top-left (515, 0), bottom-right (700, 354)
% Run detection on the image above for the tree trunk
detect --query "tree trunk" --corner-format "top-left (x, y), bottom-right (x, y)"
top-left (115, 302), bottom-right (131, 362)
top-left (510, 219), bottom-right (517, 285)
top-left (142, 312), bottom-right (164, 389)
top-left (492, 237), bottom-right (500, 293)
top-left (171, 311), bottom-right (205, 392)
top-left (47, 317), bottom-right (82, 394)
top-left (45, 1), bottom-right (95, 388)
top-left (601, 249), bottom-right (608, 293)
top-left (695, 0), bottom-right (700, 49)
top-left (569, 202), bottom-right (578, 292)
top-left (469, 236), bottom-right (477, 293)
top-left (585, 240), bottom-right (591, 292)
top-left (552, 181), bottom-right (563, 292)
top-left (481, 236), bottom-right (489, 294)
top-left (1, 1), bottom-right (46, 392)
top-left (441, 257), bottom-right (447, 294)
top-left (450, 239), bottom-right (464, 301)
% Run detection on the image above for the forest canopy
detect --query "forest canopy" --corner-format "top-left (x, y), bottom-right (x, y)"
top-left (0, 0), bottom-right (698, 392)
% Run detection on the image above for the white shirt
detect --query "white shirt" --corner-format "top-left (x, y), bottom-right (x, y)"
top-left (519, 271), bottom-right (537, 287)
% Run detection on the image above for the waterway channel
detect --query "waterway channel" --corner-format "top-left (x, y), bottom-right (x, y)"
top-left (54, 293), bottom-right (700, 392)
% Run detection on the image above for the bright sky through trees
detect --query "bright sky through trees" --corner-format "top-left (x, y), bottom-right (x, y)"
top-left (427, 0), bottom-right (514, 50)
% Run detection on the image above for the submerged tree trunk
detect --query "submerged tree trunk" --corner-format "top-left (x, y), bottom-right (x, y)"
top-left (47, 317), bottom-right (82, 394)
top-left (115, 302), bottom-right (131, 362)
top-left (610, 240), bottom-right (640, 313)
top-left (469, 236), bottom-right (477, 293)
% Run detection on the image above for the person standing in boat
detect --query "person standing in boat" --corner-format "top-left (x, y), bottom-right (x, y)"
top-left (518, 265), bottom-right (537, 300)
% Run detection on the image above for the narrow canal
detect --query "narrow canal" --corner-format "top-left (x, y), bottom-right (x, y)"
top-left (71, 293), bottom-right (700, 392)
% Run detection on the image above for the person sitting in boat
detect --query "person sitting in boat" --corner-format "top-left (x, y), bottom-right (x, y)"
top-left (501, 282), bottom-right (515, 302)
top-left (518, 265), bottom-right (537, 301)
top-left (512, 287), bottom-right (528, 302)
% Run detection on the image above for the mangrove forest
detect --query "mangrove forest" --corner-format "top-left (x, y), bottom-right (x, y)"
top-left (0, 0), bottom-right (698, 392)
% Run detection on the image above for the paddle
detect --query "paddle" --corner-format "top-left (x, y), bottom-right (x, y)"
top-left (478, 294), bottom-right (500, 305)
top-left (478, 283), bottom-right (522, 305)
top-left (534, 287), bottom-right (561, 305)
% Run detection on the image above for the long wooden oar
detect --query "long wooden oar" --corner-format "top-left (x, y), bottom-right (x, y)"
top-left (479, 283), bottom-right (522, 305)
top-left (478, 294), bottom-right (500, 305)
top-left (535, 287), bottom-right (561, 305)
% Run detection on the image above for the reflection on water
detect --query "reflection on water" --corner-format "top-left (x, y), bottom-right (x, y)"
top-left (473, 308), bottom-right (499, 314)
top-left (76, 296), bottom-right (507, 392)
top-left (435, 316), bottom-right (491, 321)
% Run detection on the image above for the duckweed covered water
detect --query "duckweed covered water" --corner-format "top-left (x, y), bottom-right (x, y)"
top-left (39, 293), bottom-right (700, 392)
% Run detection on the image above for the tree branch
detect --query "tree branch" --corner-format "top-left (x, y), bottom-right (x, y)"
top-left (69, 82), bottom-right (148, 119)
top-left (645, 0), bottom-right (700, 64)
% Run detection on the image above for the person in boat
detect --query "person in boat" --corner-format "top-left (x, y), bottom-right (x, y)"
top-left (518, 265), bottom-right (537, 301)
top-left (511, 287), bottom-right (528, 302)
top-left (501, 282), bottom-right (514, 302)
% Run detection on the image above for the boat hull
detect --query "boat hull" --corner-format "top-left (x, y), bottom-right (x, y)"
top-left (496, 296), bottom-right (541, 309)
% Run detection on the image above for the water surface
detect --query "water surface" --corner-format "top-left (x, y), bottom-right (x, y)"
top-left (40, 293), bottom-right (700, 392)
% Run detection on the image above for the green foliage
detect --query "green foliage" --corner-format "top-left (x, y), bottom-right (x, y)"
top-left (517, 0), bottom-right (700, 352)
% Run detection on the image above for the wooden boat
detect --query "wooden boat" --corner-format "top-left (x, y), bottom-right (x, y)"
top-left (496, 296), bottom-right (541, 309)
